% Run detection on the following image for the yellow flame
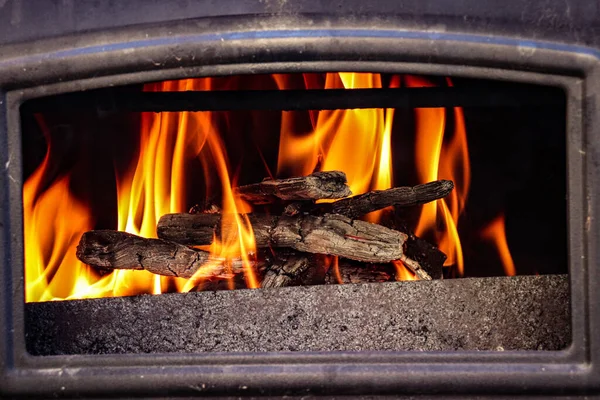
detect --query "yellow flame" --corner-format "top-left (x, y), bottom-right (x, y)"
top-left (24, 73), bottom-right (470, 301)
top-left (24, 174), bottom-right (95, 302)
top-left (181, 119), bottom-right (258, 292)
top-left (275, 72), bottom-right (396, 218)
top-left (481, 214), bottom-right (516, 276)
top-left (393, 260), bottom-right (417, 281)
top-left (408, 75), bottom-right (470, 276)
top-left (24, 78), bottom-right (259, 301)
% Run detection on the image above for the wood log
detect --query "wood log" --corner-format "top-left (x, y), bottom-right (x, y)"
top-left (322, 180), bottom-right (454, 218)
top-left (404, 234), bottom-right (446, 279)
top-left (261, 252), bottom-right (313, 288)
top-left (157, 212), bottom-right (410, 264)
top-left (158, 212), bottom-right (432, 280)
top-left (387, 212), bottom-right (446, 279)
top-left (235, 170), bottom-right (351, 204)
top-left (76, 230), bottom-right (252, 279)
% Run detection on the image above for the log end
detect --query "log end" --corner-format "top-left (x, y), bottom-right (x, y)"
top-left (413, 179), bottom-right (454, 203)
top-left (76, 230), bottom-right (138, 269)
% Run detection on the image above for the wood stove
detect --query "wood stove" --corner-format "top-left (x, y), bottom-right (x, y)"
top-left (1, 1), bottom-right (598, 398)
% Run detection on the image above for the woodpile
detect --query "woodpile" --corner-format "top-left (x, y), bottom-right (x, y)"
top-left (77, 171), bottom-right (453, 288)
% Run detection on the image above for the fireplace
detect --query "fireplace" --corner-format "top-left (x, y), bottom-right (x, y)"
top-left (1, 1), bottom-right (599, 398)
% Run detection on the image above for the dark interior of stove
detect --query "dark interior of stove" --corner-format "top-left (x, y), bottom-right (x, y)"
top-left (20, 72), bottom-right (570, 354)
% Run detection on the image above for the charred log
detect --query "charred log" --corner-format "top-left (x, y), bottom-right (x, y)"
top-left (281, 180), bottom-right (453, 218)
top-left (158, 212), bottom-right (432, 279)
top-left (404, 234), bottom-right (446, 280)
top-left (159, 213), bottom-right (407, 262)
top-left (76, 230), bottom-right (251, 279)
top-left (235, 170), bottom-right (351, 204)
top-left (322, 180), bottom-right (454, 218)
top-left (261, 252), bottom-right (313, 288)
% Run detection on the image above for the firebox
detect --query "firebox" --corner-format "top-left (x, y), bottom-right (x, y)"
top-left (1, 1), bottom-right (599, 398)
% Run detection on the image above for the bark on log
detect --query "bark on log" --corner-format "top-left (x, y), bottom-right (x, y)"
top-left (235, 170), bottom-right (352, 204)
top-left (321, 180), bottom-right (454, 218)
top-left (76, 230), bottom-right (251, 279)
top-left (261, 252), bottom-right (313, 288)
top-left (158, 213), bottom-right (407, 264)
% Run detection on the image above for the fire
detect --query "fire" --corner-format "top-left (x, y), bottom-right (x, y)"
top-left (24, 79), bottom-right (258, 302)
top-left (24, 174), bottom-right (94, 302)
top-left (24, 72), bottom-right (474, 302)
top-left (407, 75), bottom-right (470, 276)
top-left (393, 261), bottom-right (417, 281)
top-left (23, 116), bottom-right (117, 302)
top-left (331, 256), bottom-right (343, 284)
top-left (275, 73), bottom-right (394, 201)
top-left (481, 214), bottom-right (517, 276)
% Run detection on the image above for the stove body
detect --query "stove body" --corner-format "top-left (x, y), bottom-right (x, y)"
top-left (0, 0), bottom-right (599, 398)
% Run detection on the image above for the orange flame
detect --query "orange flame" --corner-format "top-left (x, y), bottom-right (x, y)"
top-left (393, 260), bottom-right (417, 281)
top-left (24, 174), bottom-right (95, 302)
top-left (481, 214), bottom-right (516, 276)
top-left (408, 75), bottom-right (470, 276)
top-left (24, 79), bottom-right (259, 302)
top-left (275, 73), bottom-right (396, 219)
top-left (24, 73), bottom-right (470, 301)
top-left (331, 256), bottom-right (343, 284)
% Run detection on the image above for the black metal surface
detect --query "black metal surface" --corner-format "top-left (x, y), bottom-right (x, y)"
top-left (25, 275), bottom-right (570, 355)
top-left (0, 0), bottom-right (599, 48)
top-left (21, 86), bottom-right (564, 113)
top-left (0, 1), bottom-right (598, 398)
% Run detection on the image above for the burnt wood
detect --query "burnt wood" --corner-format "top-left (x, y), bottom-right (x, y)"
top-left (157, 212), bottom-right (409, 264)
top-left (261, 252), bottom-right (313, 288)
top-left (404, 234), bottom-right (446, 280)
top-left (76, 230), bottom-right (249, 278)
top-left (236, 171), bottom-right (351, 203)
top-left (313, 180), bottom-right (454, 218)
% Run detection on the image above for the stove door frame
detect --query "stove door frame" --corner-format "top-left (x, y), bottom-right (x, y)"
top-left (0, 12), bottom-right (598, 398)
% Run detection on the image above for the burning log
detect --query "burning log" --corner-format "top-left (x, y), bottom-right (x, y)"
top-left (327, 180), bottom-right (454, 218)
top-left (76, 230), bottom-right (251, 279)
top-left (261, 252), bottom-right (313, 288)
top-left (286, 180), bottom-right (454, 218)
top-left (404, 234), bottom-right (446, 280)
top-left (160, 213), bottom-right (401, 262)
top-left (235, 170), bottom-right (352, 204)
top-left (157, 212), bottom-right (432, 280)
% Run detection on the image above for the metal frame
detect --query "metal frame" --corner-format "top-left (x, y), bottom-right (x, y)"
top-left (0, 13), bottom-right (598, 398)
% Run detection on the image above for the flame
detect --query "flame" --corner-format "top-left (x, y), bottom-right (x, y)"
top-left (393, 261), bottom-right (417, 281)
top-left (331, 256), bottom-right (343, 284)
top-left (24, 174), bottom-right (95, 302)
top-left (24, 73), bottom-right (472, 301)
top-left (481, 214), bottom-right (516, 276)
top-left (181, 117), bottom-right (258, 292)
top-left (24, 79), bottom-right (258, 302)
top-left (275, 73), bottom-right (396, 220)
top-left (23, 117), bottom-right (118, 302)
top-left (408, 75), bottom-right (470, 276)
